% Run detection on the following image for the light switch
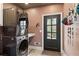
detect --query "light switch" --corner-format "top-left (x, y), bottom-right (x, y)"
top-left (40, 30), bottom-right (42, 32)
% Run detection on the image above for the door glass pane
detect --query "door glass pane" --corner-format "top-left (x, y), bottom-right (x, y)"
top-left (24, 21), bottom-right (26, 25)
top-left (52, 33), bottom-right (56, 39)
top-left (47, 26), bottom-right (51, 32)
top-left (47, 33), bottom-right (51, 39)
top-left (47, 19), bottom-right (51, 25)
top-left (20, 21), bottom-right (24, 25)
top-left (52, 26), bottom-right (56, 32)
top-left (52, 18), bottom-right (56, 25)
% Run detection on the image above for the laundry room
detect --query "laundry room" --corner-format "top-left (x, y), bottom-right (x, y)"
top-left (0, 3), bottom-right (79, 56)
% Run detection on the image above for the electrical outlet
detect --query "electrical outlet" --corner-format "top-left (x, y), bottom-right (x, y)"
top-left (34, 42), bottom-right (40, 45)
top-left (40, 30), bottom-right (42, 32)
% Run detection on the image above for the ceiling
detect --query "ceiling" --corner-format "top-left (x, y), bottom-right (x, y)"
top-left (13, 3), bottom-right (63, 10)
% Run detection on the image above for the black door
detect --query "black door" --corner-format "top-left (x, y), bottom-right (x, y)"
top-left (44, 14), bottom-right (61, 51)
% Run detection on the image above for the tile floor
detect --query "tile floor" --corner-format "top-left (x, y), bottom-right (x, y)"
top-left (42, 50), bottom-right (61, 56)
top-left (28, 49), bottom-right (61, 56)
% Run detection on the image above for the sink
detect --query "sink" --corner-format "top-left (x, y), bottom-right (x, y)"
top-left (28, 33), bottom-right (35, 38)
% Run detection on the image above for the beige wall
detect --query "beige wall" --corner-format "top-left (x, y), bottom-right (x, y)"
top-left (25, 4), bottom-right (64, 46)
top-left (63, 3), bottom-right (75, 16)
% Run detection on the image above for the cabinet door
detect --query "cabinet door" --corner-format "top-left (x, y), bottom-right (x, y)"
top-left (0, 35), bottom-right (2, 55)
top-left (0, 26), bottom-right (3, 55)
top-left (3, 8), bottom-right (17, 26)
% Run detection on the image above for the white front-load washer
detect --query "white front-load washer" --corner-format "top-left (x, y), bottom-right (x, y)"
top-left (16, 35), bottom-right (28, 56)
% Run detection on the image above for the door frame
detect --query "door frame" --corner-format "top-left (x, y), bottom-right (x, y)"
top-left (42, 12), bottom-right (63, 52)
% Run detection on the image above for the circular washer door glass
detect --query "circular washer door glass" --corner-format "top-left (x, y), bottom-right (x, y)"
top-left (19, 40), bottom-right (28, 54)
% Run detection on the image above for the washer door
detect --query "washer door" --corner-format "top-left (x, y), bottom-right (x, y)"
top-left (19, 40), bottom-right (28, 55)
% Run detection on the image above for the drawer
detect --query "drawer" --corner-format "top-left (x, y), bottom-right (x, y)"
top-left (0, 50), bottom-right (2, 55)
top-left (0, 49), bottom-right (2, 51)
top-left (0, 41), bottom-right (2, 44)
top-left (0, 41), bottom-right (2, 48)
top-left (0, 46), bottom-right (2, 50)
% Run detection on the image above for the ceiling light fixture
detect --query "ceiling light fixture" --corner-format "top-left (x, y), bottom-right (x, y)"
top-left (25, 3), bottom-right (29, 5)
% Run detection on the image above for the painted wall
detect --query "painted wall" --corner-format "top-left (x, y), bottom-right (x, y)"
top-left (25, 4), bottom-right (64, 46)
top-left (63, 3), bottom-right (79, 56)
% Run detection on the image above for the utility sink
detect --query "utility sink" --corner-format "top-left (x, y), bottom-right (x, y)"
top-left (28, 33), bottom-right (35, 38)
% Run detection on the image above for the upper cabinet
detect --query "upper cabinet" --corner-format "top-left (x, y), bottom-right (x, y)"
top-left (3, 3), bottom-right (23, 27)
top-left (3, 8), bottom-right (17, 26)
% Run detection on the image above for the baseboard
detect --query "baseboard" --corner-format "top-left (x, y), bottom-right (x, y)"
top-left (29, 45), bottom-right (43, 51)
top-left (61, 50), bottom-right (68, 56)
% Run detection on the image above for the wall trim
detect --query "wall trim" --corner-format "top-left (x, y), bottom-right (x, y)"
top-left (42, 12), bottom-right (63, 53)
